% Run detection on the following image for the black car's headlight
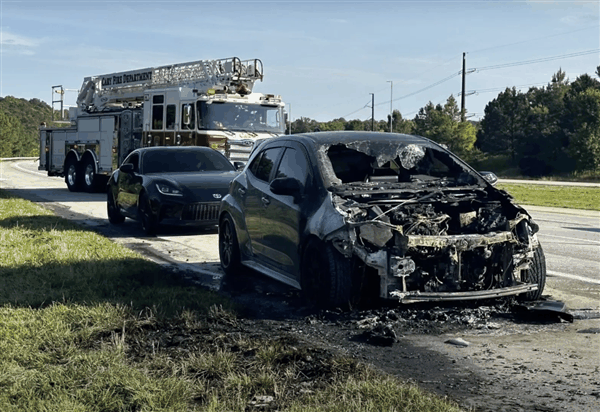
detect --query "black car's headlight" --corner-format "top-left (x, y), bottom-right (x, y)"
top-left (156, 183), bottom-right (183, 196)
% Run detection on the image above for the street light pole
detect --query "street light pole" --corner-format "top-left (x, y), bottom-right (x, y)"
top-left (369, 93), bottom-right (374, 131)
top-left (387, 81), bottom-right (393, 132)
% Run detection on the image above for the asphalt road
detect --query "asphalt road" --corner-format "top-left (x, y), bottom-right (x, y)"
top-left (2, 158), bottom-right (599, 305)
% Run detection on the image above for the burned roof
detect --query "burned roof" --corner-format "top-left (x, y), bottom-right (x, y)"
top-left (292, 131), bottom-right (441, 151)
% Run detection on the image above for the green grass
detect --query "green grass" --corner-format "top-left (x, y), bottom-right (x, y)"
top-left (497, 183), bottom-right (600, 211)
top-left (0, 189), bottom-right (462, 412)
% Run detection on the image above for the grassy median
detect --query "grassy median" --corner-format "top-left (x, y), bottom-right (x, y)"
top-left (497, 183), bottom-right (600, 211)
top-left (0, 190), bottom-right (461, 412)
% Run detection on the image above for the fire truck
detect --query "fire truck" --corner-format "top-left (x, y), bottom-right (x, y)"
top-left (39, 57), bottom-right (285, 192)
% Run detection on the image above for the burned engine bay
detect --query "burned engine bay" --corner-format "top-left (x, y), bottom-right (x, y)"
top-left (318, 141), bottom-right (542, 303)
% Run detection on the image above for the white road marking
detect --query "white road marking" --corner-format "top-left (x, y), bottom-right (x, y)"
top-left (547, 270), bottom-right (600, 285)
top-left (13, 162), bottom-right (49, 177)
top-left (539, 233), bottom-right (600, 245)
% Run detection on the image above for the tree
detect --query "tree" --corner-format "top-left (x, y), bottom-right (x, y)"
top-left (0, 111), bottom-right (26, 157)
top-left (389, 109), bottom-right (414, 134)
top-left (566, 88), bottom-right (600, 171)
top-left (290, 117), bottom-right (319, 134)
top-left (413, 96), bottom-right (476, 157)
top-left (477, 87), bottom-right (529, 160)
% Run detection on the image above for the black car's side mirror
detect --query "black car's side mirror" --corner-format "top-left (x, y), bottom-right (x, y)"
top-left (233, 161), bottom-right (245, 171)
top-left (270, 177), bottom-right (303, 202)
top-left (120, 163), bottom-right (135, 174)
top-left (479, 171), bottom-right (498, 186)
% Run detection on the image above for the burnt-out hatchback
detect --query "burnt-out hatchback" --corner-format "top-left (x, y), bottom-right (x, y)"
top-left (219, 131), bottom-right (546, 307)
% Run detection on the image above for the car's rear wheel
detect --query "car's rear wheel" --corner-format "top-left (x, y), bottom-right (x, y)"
top-left (139, 192), bottom-right (158, 236)
top-left (520, 244), bottom-right (546, 301)
top-left (219, 214), bottom-right (241, 275)
top-left (65, 158), bottom-right (80, 192)
top-left (301, 239), bottom-right (354, 309)
top-left (107, 189), bottom-right (125, 225)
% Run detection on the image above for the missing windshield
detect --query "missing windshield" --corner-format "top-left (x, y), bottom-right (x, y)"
top-left (325, 143), bottom-right (479, 187)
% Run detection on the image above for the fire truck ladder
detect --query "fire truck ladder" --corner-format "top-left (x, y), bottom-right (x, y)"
top-left (77, 57), bottom-right (264, 112)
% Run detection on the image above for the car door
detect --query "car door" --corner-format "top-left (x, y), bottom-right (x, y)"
top-left (117, 152), bottom-right (142, 215)
top-left (243, 146), bottom-right (283, 258)
top-left (259, 142), bottom-right (311, 279)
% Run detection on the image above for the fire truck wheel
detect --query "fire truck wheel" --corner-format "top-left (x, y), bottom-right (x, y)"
top-left (65, 158), bottom-right (81, 192)
top-left (82, 157), bottom-right (98, 193)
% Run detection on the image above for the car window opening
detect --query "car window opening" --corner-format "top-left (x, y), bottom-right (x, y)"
top-left (143, 150), bottom-right (235, 174)
top-left (325, 143), bottom-right (478, 187)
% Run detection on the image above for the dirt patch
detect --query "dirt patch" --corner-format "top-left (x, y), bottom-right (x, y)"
top-left (209, 269), bottom-right (600, 412)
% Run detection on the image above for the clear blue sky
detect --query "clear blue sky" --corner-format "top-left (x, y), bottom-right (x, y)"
top-left (1, 0), bottom-right (598, 123)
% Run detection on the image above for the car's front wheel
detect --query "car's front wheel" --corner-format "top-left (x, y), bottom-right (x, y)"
top-left (107, 189), bottom-right (125, 225)
top-left (139, 192), bottom-right (158, 236)
top-left (219, 214), bottom-right (241, 275)
top-left (301, 239), bottom-right (354, 309)
top-left (520, 244), bottom-right (547, 301)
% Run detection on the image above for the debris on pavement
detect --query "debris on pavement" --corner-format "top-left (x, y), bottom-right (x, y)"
top-left (577, 328), bottom-right (600, 334)
top-left (444, 337), bottom-right (470, 347)
top-left (512, 300), bottom-right (574, 323)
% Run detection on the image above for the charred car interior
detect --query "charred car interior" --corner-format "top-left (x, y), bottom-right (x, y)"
top-left (219, 132), bottom-right (546, 307)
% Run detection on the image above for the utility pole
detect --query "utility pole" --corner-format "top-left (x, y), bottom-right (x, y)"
top-left (387, 81), bottom-right (393, 132)
top-left (461, 52), bottom-right (466, 122)
top-left (370, 93), bottom-right (374, 131)
top-left (288, 103), bottom-right (292, 134)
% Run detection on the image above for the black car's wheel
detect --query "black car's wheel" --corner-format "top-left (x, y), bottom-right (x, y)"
top-left (219, 214), bottom-right (241, 275)
top-left (107, 189), bottom-right (125, 225)
top-left (520, 244), bottom-right (547, 301)
top-left (301, 239), bottom-right (353, 309)
top-left (65, 158), bottom-right (80, 192)
top-left (139, 192), bottom-right (158, 236)
top-left (81, 157), bottom-right (97, 193)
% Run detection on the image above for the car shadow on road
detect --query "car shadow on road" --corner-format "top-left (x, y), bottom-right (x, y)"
top-left (564, 226), bottom-right (600, 233)
top-left (4, 188), bottom-right (107, 203)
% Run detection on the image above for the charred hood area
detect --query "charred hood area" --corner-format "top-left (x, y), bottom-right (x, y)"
top-left (316, 139), bottom-right (542, 303)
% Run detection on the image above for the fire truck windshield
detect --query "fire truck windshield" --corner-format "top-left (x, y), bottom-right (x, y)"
top-left (197, 101), bottom-right (283, 134)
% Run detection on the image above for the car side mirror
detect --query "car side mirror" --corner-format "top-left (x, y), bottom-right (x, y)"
top-left (233, 161), bottom-right (245, 171)
top-left (270, 177), bottom-right (303, 202)
top-left (120, 163), bottom-right (135, 174)
top-left (479, 171), bottom-right (498, 186)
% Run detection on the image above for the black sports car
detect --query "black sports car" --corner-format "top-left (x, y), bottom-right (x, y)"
top-left (107, 146), bottom-right (239, 235)
top-left (219, 131), bottom-right (546, 307)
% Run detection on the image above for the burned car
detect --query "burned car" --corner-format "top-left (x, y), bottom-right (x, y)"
top-left (218, 131), bottom-right (546, 306)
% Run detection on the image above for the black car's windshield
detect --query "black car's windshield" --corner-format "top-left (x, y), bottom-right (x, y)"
top-left (323, 143), bottom-right (483, 189)
top-left (197, 101), bottom-right (284, 134)
top-left (142, 150), bottom-right (235, 174)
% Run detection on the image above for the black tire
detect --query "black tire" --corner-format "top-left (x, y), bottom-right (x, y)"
top-left (107, 189), bottom-right (125, 225)
top-left (81, 157), bottom-right (98, 193)
top-left (301, 239), bottom-right (353, 309)
top-left (219, 214), bottom-right (242, 275)
top-left (64, 158), bottom-right (81, 192)
top-left (520, 244), bottom-right (547, 301)
top-left (139, 192), bottom-right (158, 236)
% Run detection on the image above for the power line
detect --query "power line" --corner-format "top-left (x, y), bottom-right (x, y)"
top-left (468, 24), bottom-right (600, 55)
top-left (473, 49), bottom-right (599, 72)
top-left (462, 82), bottom-right (548, 95)
top-left (337, 48), bottom-right (598, 120)
top-left (340, 98), bottom-right (372, 119)
top-left (375, 71), bottom-right (462, 107)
